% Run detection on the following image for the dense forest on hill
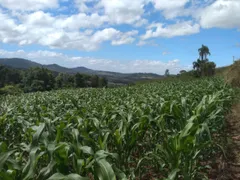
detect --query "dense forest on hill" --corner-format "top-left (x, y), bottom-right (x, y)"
top-left (0, 65), bottom-right (108, 95)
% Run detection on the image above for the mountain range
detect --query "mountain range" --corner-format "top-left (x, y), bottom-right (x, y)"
top-left (0, 58), bottom-right (163, 84)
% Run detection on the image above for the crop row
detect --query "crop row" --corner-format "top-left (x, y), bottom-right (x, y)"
top-left (0, 78), bottom-right (234, 179)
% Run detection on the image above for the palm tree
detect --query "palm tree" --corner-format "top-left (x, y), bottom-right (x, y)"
top-left (198, 45), bottom-right (211, 61)
top-left (193, 59), bottom-right (203, 77)
top-left (193, 45), bottom-right (215, 77)
top-left (165, 69), bottom-right (170, 77)
top-left (193, 59), bottom-right (201, 71)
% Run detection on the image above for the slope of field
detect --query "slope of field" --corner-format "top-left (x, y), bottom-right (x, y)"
top-left (0, 78), bottom-right (234, 179)
top-left (218, 60), bottom-right (240, 179)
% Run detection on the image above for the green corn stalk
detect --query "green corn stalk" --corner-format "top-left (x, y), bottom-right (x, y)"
top-left (0, 77), bottom-right (234, 180)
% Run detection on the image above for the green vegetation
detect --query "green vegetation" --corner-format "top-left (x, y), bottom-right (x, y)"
top-left (0, 65), bottom-right (108, 94)
top-left (193, 45), bottom-right (216, 77)
top-left (137, 45), bottom-right (217, 85)
top-left (225, 60), bottom-right (240, 87)
top-left (165, 69), bottom-right (170, 77)
top-left (0, 77), bottom-right (234, 179)
top-left (0, 44), bottom-right (239, 179)
top-left (0, 65), bottom-right (22, 87)
top-left (0, 85), bottom-right (23, 95)
top-left (0, 58), bottom-right (163, 85)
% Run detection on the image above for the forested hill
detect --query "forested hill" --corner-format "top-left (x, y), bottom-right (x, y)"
top-left (0, 58), bottom-right (163, 84)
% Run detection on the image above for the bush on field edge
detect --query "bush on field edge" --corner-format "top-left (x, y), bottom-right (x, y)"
top-left (0, 85), bottom-right (23, 95)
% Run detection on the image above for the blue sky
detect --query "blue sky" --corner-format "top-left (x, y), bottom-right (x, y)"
top-left (0, 0), bottom-right (240, 74)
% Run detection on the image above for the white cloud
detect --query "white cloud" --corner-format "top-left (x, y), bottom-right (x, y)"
top-left (137, 41), bottom-right (148, 46)
top-left (199, 0), bottom-right (240, 29)
top-left (55, 13), bottom-right (108, 30)
top-left (141, 21), bottom-right (200, 39)
top-left (20, 11), bottom-right (55, 27)
top-left (112, 30), bottom-right (138, 45)
top-left (97, 0), bottom-right (147, 25)
top-left (0, 0), bottom-right (58, 11)
top-left (136, 40), bottom-right (159, 46)
top-left (19, 11), bottom-right (108, 30)
top-left (0, 0), bottom-right (239, 53)
top-left (0, 49), bottom-right (190, 74)
top-left (151, 0), bottom-right (190, 19)
top-left (162, 51), bottom-right (171, 55)
top-left (134, 18), bottom-right (148, 27)
top-left (74, 0), bottom-right (98, 12)
top-left (0, 11), bottom-right (137, 51)
top-left (91, 28), bottom-right (119, 43)
top-left (152, 0), bottom-right (189, 10)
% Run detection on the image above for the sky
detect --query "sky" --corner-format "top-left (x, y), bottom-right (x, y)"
top-left (0, 0), bottom-right (240, 75)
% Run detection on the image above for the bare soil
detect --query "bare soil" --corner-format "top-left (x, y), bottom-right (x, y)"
top-left (212, 102), bottom-right (240, 179)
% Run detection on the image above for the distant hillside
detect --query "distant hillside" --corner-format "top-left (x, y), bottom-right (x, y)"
top-left (44, 64), bottom-right (73, 74)
top-left (0, 58), bottom-right (42, 69)
top-left (0, 58), bottom-right (163, 84)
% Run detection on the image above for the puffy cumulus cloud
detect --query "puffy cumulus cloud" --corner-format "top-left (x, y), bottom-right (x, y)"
top-left (19, 11), bottom-right (108, 30)
top-left (74, 0), bottom-right (98, 12)
top-left (111, 30), bottom-right (138, 45)
top-left (141, 21), bottom-right (200, 39)
top-left (151, 0), bottom-right (190, 19)
top-left (0, 11), bottom-right (137, 51)
top-left (152, 0), bottom-right (189, 10)
top-left (0, 0), bottom-right (58, 11)
top-left (74, 0), bottom-right (198, 23)
top-left (0, 0), bottom-right (212, 52)
top-left (0, 49), bottom-right (190, 74)
top-left (55, 13), bottom-right (108, 30)
top-left (20, 11), bottom-right (55, 27)
top-left (96, 0), bottom-right (196, 22)
top-left (199, 0), bottom-right (240, 29)
top-left (2, 0), bottom-right (240, 52)
top-left (97, 0), bottom-right (148, 25)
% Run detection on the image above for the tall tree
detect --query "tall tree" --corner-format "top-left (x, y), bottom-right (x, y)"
top-left (55, 73), bottom-right (75, 88)
top-left (198, 45), bottom-right (211, 61)
top-left (22, 67), bottom-right (55, 92)
top-left (74, 73), bottom-right (85, 88)
top-left (193, 59), bottom-right (203, 77)
top-left (55, 73), bottom-right (64, 88)
top-left (90, 75), bottom-right (99, 87)
top-left (193, 45), bottom-right (216, 77)
top-left (99, 77), bottom-right (108, 87)
top-left (165, 69), bottom-right (170, 77)
top-left (180, 70), bottom-right (187, 74)
top-left (0, 65), bottom-right (22, 88)
top-left (203, 61), bottom-right (216, 76)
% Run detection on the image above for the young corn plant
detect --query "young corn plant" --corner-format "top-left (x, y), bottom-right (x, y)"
top-left (0, 77), bottom-right (233, 180)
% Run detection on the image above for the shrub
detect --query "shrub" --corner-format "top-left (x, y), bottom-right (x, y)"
top-left (0, 85), bottom-right (23, 95)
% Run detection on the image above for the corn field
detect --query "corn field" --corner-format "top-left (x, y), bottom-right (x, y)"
top-left (0, 78), bottom-right (234, 180)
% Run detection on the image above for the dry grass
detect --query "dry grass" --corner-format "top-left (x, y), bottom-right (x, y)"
top-left (225, 60), bottom-right (240, 87)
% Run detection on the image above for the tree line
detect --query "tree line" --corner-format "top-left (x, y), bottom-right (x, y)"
top-left (0, 66), bottom-right (108, 94)
top-left (0, 44), bottom-right (217, 95)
